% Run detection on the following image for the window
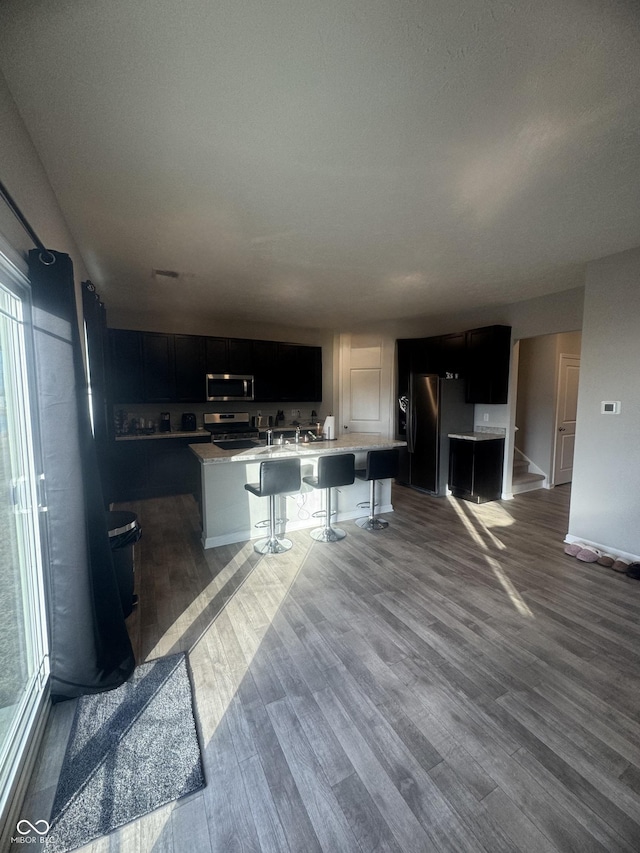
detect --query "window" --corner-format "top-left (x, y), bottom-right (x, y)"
top-left (0, 247), bottom-right (49, 828)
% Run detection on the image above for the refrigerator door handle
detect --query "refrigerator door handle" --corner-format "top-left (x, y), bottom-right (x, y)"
top-left (407, 399), bottom-right (416, 453)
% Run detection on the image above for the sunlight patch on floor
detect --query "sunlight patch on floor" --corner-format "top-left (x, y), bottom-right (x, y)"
top-left (188, 540), bottom-right (313, 744)
top-left (145, 541), bottom-right (257, 660)
top-left (448, 496), bottom-right (507, 551)
top-left (448, 497), bottom-right (533, 617)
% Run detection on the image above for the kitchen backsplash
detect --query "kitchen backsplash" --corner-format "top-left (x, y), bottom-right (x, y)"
top-left (114, 402), bottom-right (323, 434)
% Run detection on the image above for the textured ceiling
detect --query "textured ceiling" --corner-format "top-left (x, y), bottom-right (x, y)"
top-left (1, 0), bottom-right (640, 329)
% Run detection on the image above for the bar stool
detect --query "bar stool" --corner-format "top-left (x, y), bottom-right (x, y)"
top-left (355, 448), bottom-right (399, 530)
top-left (244, 457), bottom-right (301, 554)
top-left (302, 453), bottom-right (355, 542)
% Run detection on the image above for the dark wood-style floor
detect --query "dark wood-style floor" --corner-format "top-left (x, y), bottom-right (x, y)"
top-left (23, 484), bottom-right (640, 852)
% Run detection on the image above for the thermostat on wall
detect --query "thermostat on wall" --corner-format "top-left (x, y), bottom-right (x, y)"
top-left (601, 401), bottom-right (621, 414)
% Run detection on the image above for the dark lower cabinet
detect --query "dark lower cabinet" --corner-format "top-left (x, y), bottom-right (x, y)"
top-left (109, 436), bottom-right (209, 502)
top-left (449, 437), bottom-right (504, 503)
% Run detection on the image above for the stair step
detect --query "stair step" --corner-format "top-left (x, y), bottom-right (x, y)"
top-left (512, 471), bottom-right (545, 485)
top-left (513, 459), bottom-right (529, 473)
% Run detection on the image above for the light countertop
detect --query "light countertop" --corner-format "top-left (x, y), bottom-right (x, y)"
top-left (190, 433), bottom-right (406, 465)
top-left (116, 429), bottom-right (210, 441)
top-left (447, 431), bottom-right (506, 442)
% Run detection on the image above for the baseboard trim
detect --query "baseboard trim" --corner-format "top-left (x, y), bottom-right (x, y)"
top-left (564, 534), bottom-right (640, 564)
top-left (203, 505), bottom-right (394, 549)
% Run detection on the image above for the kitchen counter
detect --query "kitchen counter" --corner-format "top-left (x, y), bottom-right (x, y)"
top-left (116, 429), bottom-right (210, 441)
top-left (447, 431), bottom-right (505, 442)
top-left (190, 433), bottom-right (406, 465)
top-left (192, 433), bottom-right (406, 549)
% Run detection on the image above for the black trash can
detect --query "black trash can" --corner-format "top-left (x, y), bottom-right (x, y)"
top-left (106, 510), bottom-right (141, 618)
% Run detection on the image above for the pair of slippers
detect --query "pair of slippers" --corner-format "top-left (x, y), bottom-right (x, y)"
top-left (564, 542), bottom-right (640, 577)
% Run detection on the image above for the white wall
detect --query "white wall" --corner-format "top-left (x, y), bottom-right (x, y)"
top-left (568, 247), bottom-right (640, 558)
top-left (0, 71), bottom-right (88, 282)
top-left (347, 286), bottom-right (584, 343)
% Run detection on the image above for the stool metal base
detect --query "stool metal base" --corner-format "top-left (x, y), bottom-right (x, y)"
top-left (355, 479), bottom-right (389, 531)
top-left (310, 525), bottom-right (347, 542)
top-left (356, 516), bottom-right (389, 531)
top-left (254, 536), bottom-right (293, 555)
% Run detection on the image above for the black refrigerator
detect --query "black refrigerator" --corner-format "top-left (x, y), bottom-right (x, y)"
top-left (397, 375), bottom-right (474, 495)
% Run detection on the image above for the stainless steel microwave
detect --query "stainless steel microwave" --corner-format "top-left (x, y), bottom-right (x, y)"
top-left (206, 374), bottom-right (254, 402)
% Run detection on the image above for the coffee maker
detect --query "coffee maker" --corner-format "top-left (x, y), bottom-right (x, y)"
top-left (159, 412), bottom-right (171, 432)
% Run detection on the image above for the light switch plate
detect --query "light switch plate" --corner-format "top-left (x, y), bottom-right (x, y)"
top-left (601, 401), bottom-right (621, 414)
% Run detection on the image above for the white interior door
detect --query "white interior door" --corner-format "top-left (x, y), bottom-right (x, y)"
top-left (339, 333), bottom-right (392, 439)
top-left (553, 354), bottom-right (580, 485)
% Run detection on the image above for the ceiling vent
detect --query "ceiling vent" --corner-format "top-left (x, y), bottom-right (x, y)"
top-left (152, 268), bottom-right (180, 280)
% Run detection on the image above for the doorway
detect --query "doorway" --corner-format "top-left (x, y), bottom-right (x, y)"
top-left (513, 331), bottom-right (582, 490)
top-left (338, 333), bottom-right (393, 439)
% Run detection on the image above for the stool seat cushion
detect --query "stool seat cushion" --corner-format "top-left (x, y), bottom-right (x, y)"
top-left (303, 453), bottom-right (355, 490)
top-left (244, 457), bottom-right (301, 497)
top-left (358, 448), bottom-right (399, 482)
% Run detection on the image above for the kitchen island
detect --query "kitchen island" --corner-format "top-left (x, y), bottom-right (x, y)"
top-left (190, 434), bottom-right (406, 549)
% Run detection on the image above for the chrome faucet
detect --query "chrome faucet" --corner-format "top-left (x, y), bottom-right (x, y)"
top-left (295, 426), bottom-right (301, 444)
top-left (266, 429), bottom-right (273, 446)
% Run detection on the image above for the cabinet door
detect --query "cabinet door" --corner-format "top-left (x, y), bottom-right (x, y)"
top-left (439, 333), bottom-right (466, 377)
top-left (204, 337), bottom-right (228, 373)
top-left (174, 335), bottom-right (205, 402)
top-left (277, 344), bottom-right (322, 401)
top-left (147, 437), bottom-right (208, 496)
top-left (110, 442), bottom-right (148, 502)
top-left (474, 440), bottom-right (504, 501)
top-left (465, 325), bottom-right (511, 404)
top-left (108, 329), bottom-right (143, 403)
top-left (396, 339), bottom-right (414, 398)
top-left (228, 338), bottom-right (253, 374)
top-left (448, 438), bottom-right (474, 496)
top-left (142, 333), bottom-right (176, 402)
top-left (253, 340), bottom-right (279, 401)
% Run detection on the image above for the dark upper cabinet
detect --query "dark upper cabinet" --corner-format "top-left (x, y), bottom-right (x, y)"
top-left (228, 338), bottom-right (254, 374)
top-left (465, 325), bottom-right (511, 404)
top-left (204, 337), bottom-right (228, 373)
top-left (439, 332), bottom-right (466, 377)
top-left (278, 344), bottom-right (322, 401)
top-left (109, 329), bottom-right (143, 403)
top-left (108, 329), bottom-right (322, 404)
top-left (142, 332), bottom-right (176, 402)
top-left (412, 336), bottom-right (440, 374)
top-left (253, 340), bottom-right (280, 402)
top-left (174, 335), bottom-right (205, 402)
top-left (396, 339), bottom-right (414, 398)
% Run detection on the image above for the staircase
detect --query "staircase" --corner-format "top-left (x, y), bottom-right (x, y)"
top-left (512, 448), bottom-right (545, 494)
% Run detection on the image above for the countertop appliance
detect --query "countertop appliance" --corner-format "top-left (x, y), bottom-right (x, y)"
top-left (397, 375), bottom-right (473, 495)
top-left (206, 374), bottom-right (254, 402)
top-left (203, 412), bottom-right (260, 449)
top-left (181, 412), bottom-right (197, 431)
top-left (159, 412), bottom-right (171, 433)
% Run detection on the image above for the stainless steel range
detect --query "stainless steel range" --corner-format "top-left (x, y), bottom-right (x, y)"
top-left (203, 412), bottom-right (261, 449)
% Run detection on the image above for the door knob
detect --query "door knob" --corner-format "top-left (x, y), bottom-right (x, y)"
top-left (558, 427), bottom-right (566, 432)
